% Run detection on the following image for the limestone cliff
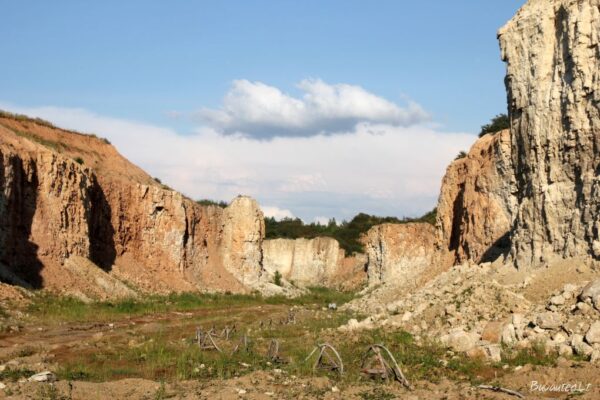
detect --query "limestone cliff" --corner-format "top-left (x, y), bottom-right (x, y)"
top-left (0, 115), bottom-right (264, 296)
top-left (499, 0), bottom-right (600, 267)
top-left (362, 223), bottom-right (445, 286)
top-left (436, 130), bottom-right (517, 264)
top-left (262, 237), bottom-right (366, 290)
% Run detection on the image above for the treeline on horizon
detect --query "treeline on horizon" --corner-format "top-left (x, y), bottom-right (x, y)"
top-left (265, 209), bottom-right (436, 254)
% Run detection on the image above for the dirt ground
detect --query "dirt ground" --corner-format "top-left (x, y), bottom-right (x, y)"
top-left (1, 300), bottom-right (599, 400)
top-left (3, 365), bottom-right (600, 400)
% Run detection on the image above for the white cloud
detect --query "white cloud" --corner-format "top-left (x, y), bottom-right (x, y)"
top-left (0, 97), bottom-right (475, 222)
top-left (262, 206), bottom-right (295, 221)
top-left (196, 79), bottom-right (429, 138)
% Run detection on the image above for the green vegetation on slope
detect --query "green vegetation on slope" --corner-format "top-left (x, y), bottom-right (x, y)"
top-left (265, 210), bottom-right (437, 254)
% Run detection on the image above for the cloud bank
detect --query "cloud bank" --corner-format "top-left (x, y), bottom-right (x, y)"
top-left (1, 80), bottom-right (475, 222)
top-left (196, 79), bottom-right (429, 139)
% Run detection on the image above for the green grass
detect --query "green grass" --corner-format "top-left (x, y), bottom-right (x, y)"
top-left (11, 129), bottom-right (69, 152)
top-left (502, 341), bottom-right (558, 367)
top-left (21, 290), bottom-right (559, 388)
top-left (0, 367), bottom-right (36, 382)
top-left (26, 287), bottom-right (356, 324)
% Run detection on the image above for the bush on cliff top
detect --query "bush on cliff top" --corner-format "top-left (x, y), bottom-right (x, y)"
top-left (196, 199), bottom-right (228, 208)
top-left (265, 209), bottom-right (437, 254)
top-left (478, 113), bottom-right (509, 138)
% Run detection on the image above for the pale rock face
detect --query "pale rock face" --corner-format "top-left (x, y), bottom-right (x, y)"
top-left (499, 0), bottom-right (600, 266)
top-left (221, 196), bottom-right (265, 287)
top-left (262, 237), bottom-right (366, 289)
top-left (436, 130), bottom-right (517, 264)
top-left (363, 223), bottom-right (439, 286)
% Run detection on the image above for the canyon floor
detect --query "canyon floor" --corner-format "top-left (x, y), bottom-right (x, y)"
top-left (1, 288), bottom-right (599, 400)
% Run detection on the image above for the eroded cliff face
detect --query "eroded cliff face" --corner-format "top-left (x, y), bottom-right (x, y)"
top-left (262, 237), bottom-right (366, 290)
top-left (436, 130), bottom-right (517, 264)
top-left (499, 0), bottom-right (600, 267)
top-left (0, 117), bottom-right (265, 297)
top-left (363, 223), bottom-right (444, 286)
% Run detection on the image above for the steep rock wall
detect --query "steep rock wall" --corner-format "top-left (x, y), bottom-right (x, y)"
top-left (0, 118), bottom-right (265, 296)
top-left (499, 0), bottom-right (600, 267)
top-left (262, 237), bottom-right (366, 289)
top-left (436, 130), bottom-right (517, 264)
top-left (0, 137), bottom-right (93, 288)
top-left (363, 223), bottom-right (443, 286)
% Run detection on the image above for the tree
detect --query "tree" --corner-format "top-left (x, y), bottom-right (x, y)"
top-left (479, 114), bottom-right (509, 137)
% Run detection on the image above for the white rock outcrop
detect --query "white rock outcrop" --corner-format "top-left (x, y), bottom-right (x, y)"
top-left (499, 0), bottom-right (600, 267)
top-left (262, 237), bottom-right (366, 289)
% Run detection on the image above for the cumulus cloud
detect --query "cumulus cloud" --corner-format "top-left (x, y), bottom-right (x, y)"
top-left (0, 97), bottom-right (475, 222)
top-left (196, 79), bottom-right (429, 138)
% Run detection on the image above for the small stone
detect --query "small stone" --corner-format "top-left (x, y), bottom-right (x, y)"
top-left (572, 334), bottom-right (594, 357)
top-left (591, 350), bottom-right (600, 364)
top-left (28, 371), bottom-right (56, 383)
top-left (0, 382), bottom-right (5, 390)
top-left (535, 312), bottom-right (563, 330)
top-left (501, 324), bottom-right (517, 345)
top-left (551, 331), bottom-right (567, 344)
top-left (550, 295), bottom-right (565, 306)
top-left (331, 386), bottom-right (340, 393)
top-left (558, 344), bottom-right (573, 357)
top-left (580, 279), bottom-right (600, 302)
top-left (563, 284), bottom-right (577, 295)
top-left (481, 321), bottom-right (503, 343)
top-left (512, 313), bottom-right (524, 326)
top-left (576, 302), bottom-right (591, 313)
top-left (441, 329), bottom-right (479, 352)
top-left (237, 389), bottom-right (247, 395)
top-left (401, 311), bottom-right (412, 322)
top-left (445, 304), bottom-right (457, 316)
top-left (585, 321), bottom-right (600, 344)
top-left (485, 344), bottom-right (502, 362)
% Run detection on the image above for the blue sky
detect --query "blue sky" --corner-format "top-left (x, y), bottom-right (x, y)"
top-left (0, 1), bottom-right (526, 222)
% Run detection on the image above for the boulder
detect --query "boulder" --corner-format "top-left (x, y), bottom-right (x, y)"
top-left (535, 312), bottom-right (563, 330)
top-left (572, 334), bottom-right (594, 357)
top-left (481, 321), bottom-right (503, 344)
top-left (585, 321), bottom-right (600, 345)
top-left (441, 329), bottom-right (479, 352)
top-left (580, 280), bottom-right (600, 303)
top-left (501, 324), bottom-right (517, 345)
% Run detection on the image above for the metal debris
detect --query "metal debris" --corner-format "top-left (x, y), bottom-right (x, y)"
top-left (304, 343), bottom-right (344, 375)
top-left (360, 344), bottom-right (411, 389)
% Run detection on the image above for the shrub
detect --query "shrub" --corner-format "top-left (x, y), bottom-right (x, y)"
top-left (479, 114), bottom-right (509, 137)
top-left (455, 151), bottom-right (467, 160)
top-left (196, 199), bottom-right (228, 208)
top-left (74, 157), bottom-right (84, 165)
top-left (273, 270), bottom-right (282, 286)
